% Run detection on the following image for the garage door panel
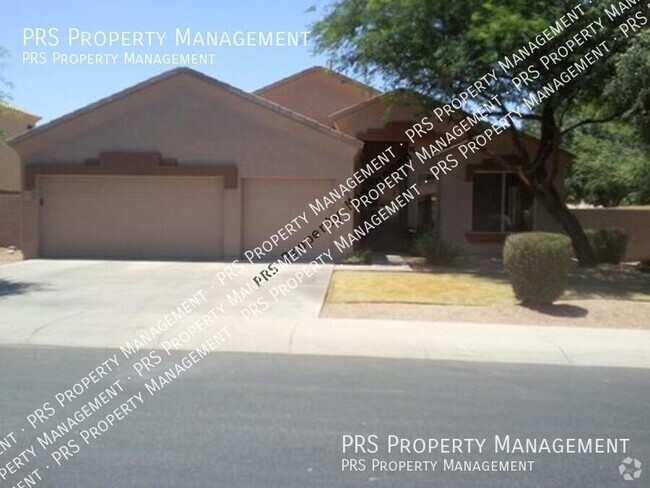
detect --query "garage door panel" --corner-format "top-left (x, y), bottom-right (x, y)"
top-left (40, 176), bottom-right (223, 260)
top-left (242, 179), bottom-right (333, 260)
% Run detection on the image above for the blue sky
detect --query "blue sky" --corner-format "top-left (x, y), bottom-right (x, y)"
top-left (0, 0), bottom-right (338, 123)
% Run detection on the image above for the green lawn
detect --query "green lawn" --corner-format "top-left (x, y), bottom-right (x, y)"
top-left (326, 266), bottom-right (650, 306)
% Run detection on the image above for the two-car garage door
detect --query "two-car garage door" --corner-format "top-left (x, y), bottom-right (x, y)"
top-left (39, 176), bottom-right (224, 260)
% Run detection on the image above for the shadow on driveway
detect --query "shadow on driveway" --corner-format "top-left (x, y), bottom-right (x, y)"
top-left (0, 279), bottom-right (43, 297)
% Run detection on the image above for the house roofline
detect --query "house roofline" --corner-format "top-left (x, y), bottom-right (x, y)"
top-left (330, 89), bottom-right (420, 121)
top-left (9, 67), bottom-right (361, 148)
top-left (331, 89), bottom-right (574, 159)
top-left (254, 65), bottom-right (382, 97)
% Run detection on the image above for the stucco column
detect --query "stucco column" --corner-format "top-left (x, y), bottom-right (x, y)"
top-left (20, 191), bottom-right (39, 259)
top-left (222, 187), bottom-right (241, 260)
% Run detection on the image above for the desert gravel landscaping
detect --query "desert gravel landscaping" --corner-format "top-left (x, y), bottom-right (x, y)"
top-left (322, 300), bottom-right (650, 329)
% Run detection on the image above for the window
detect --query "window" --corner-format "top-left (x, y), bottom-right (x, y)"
top-left (472, 172), bottom-right (533, 232)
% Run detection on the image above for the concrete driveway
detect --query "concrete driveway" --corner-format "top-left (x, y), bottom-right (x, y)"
top-left (2, 260), bottom-right (650, 369)
top-left (0, 259), bottom-right (333, 349)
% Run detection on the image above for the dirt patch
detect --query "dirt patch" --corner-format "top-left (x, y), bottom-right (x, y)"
top-left (321, 300), bottom-right (650, 329)
top-left (0, 247), bottom-right (23, 266)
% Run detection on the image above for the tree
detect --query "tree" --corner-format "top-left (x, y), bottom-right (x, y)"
top-left (525, 106), bottom-right (650, 207)
top-left (312, 0), bottom-right (650, 266)
top-left (564, 116), bottom-right (650, 207)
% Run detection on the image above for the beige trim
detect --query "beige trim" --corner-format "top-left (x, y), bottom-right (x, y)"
top-left (25, 152), bottom-right (238, 190)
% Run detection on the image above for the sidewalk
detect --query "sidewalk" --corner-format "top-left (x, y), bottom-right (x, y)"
top-left (1, 260), bottom-right (647, 369)
top-left (5, 314), bottom-right (650, 370)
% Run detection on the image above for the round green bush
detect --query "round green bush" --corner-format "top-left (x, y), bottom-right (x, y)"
top-left (503, 232), bottom-right (573, 306)
top-left (584, 227), bottom-right (628, 264)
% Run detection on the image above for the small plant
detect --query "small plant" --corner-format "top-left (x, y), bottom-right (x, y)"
top-left (503, 232), bottom-right (572, 306)
top-left (413, 231), bottom-right (460, 266)
top-left (584, 228), bottom-right (628, 264)
top-left (339, 248), bottom-right (372, 265)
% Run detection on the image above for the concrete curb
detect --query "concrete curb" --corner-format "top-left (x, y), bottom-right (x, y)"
top-left (3, 316), bottom-right (649, 370)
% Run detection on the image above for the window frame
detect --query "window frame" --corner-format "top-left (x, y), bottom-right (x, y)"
top-left (470, 170), bottom-right (535, 234)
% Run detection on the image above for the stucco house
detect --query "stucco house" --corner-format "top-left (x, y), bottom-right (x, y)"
top-left (0, 104), bottom-right (40, 246)
top-left (7, 67), bottom-right (570, 261)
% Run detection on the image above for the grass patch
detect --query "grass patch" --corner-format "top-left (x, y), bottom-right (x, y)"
top-left (327, 271), bottom-right (515, 306)
top-left (327, 267), bottom-right (650, 306)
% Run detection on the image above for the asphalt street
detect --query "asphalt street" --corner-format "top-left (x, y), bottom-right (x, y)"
top-left (0, 346), bottom-right (648, 488)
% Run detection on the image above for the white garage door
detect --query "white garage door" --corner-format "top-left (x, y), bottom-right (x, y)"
top-left (40, 176), bottom-right (224, 260)
top-left (242, 178), bottom-right (334, 260)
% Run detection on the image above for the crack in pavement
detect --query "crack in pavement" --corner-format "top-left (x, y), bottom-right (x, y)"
top-left (25, 310), bottom-right (88, 342)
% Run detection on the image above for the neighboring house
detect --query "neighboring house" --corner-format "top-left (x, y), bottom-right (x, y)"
top-left (9, 67), bottom-right (570, 260)
top-left (0, 104), bottom-right (40, 246)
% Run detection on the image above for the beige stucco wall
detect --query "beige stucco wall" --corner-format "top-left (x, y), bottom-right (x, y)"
top-left (572, 207), bottom-right (650, 261)
top-left (11, 72), bottom-right (360, 259)
top-left (0, 193), bottom-right (20, 246)
top-left (0, 108), bottom-right (39, 246)
top-left (255, 67), bottom-right (378, 126)
top-left (314, 93), bottom-right (573, 255)
top-left (0, 147), bottom-right (21, 193)
top-left (1, 108), bottom-right (40, 191)
top-left (411, 124), bottom-right (568, 255)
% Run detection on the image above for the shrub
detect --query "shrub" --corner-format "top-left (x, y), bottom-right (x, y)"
top-left (584, 227), bottom-right (628, 264)
top-left (503, 232), bottom-right (572, 306)
top-left (339, 248), bottom-right (372, 265)
top-left (413, 231), bottom-right (460, 266)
